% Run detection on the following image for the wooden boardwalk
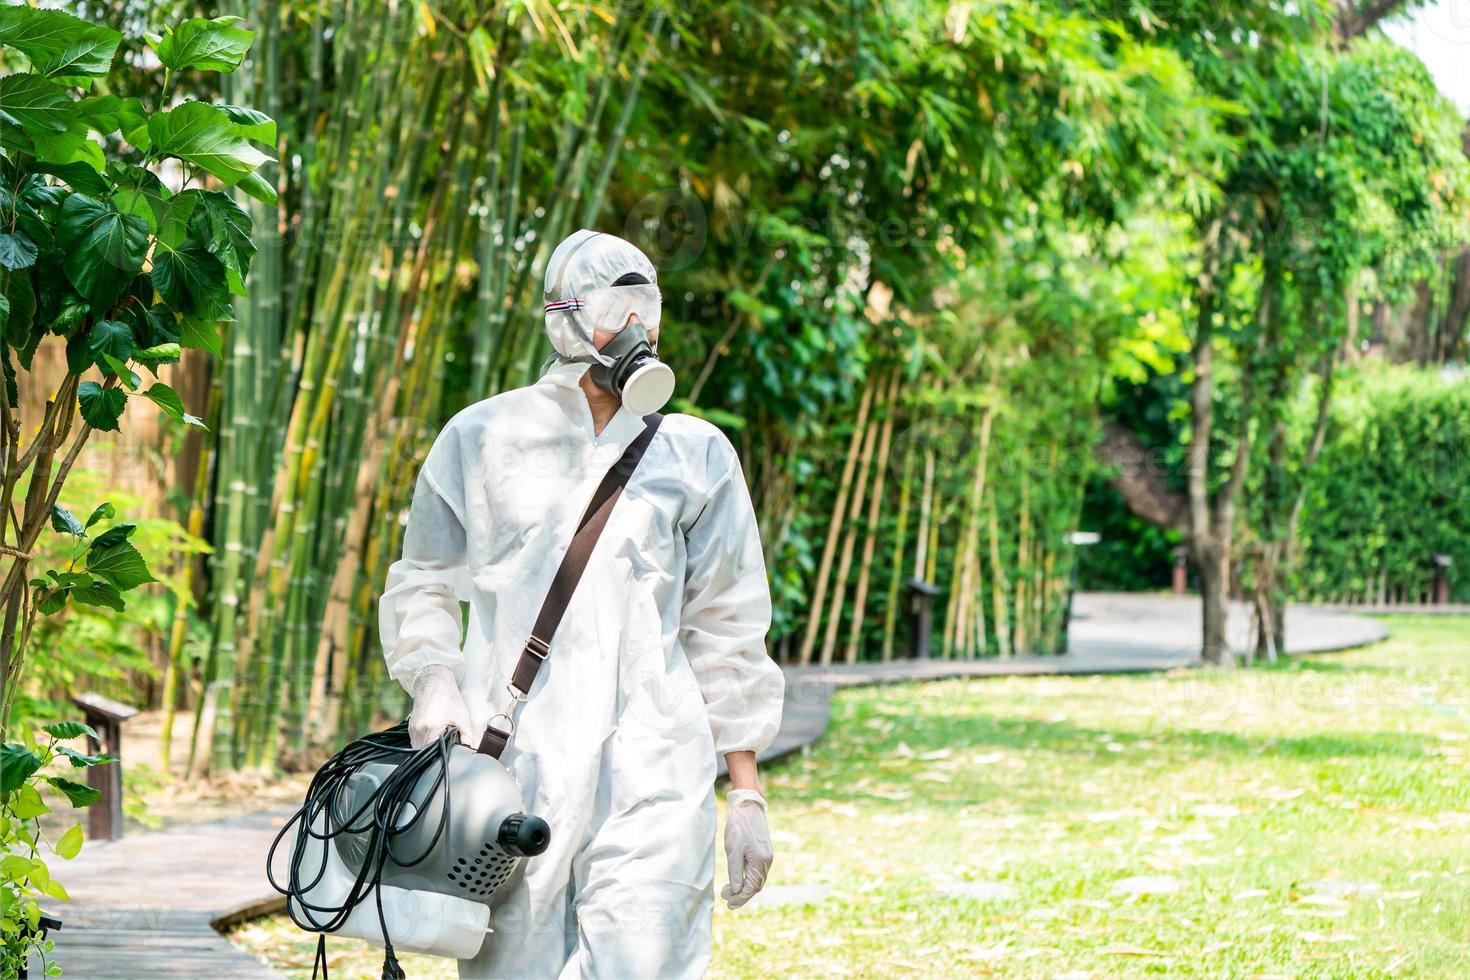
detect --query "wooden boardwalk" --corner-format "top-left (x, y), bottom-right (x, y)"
top-left (35, 594), bottom-right (1389, 977)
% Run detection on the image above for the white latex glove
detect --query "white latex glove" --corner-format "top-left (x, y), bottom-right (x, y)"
top-left (408, 664), bottom-right (474, 749)
top-left (720, 789), bottom-right (773, 910)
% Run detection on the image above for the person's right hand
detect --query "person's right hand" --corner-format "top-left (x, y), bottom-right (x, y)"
top-left (408, 664), bottom-right (474, 748)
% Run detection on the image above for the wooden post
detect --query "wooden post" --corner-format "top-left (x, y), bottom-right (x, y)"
top-left (906, 577), bottom-right (939, 660)
top-left (1172, 546), bottom-right (1189, 595)
top-left (71, 693), bottom-right (137, 842)
top-left (1433, 555), bottom-right (1452, 606)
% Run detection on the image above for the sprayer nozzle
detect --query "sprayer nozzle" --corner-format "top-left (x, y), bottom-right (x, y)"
top-left (497, 812), bottom-right (551, 857)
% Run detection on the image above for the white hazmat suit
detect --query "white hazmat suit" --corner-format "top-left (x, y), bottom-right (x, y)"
top-left (379, 230), bottom-right (785, 979)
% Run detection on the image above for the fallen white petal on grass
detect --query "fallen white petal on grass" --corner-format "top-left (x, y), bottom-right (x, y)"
top-left (1233, 889), bottom-right (1270, 901)
top-left (1305, 880), bottom-right (1381, 899)
top-left (1192, 804), bottom-right (1242, 818)
top-left (1112, 875), bottom-right (1183, 896)
top-left (931, 878), bottom-right (1018, 901)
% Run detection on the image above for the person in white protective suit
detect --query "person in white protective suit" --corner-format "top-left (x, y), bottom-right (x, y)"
top-left (379, 228), bottom-right (785, 979)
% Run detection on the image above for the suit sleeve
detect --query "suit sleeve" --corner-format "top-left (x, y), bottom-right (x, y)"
top-left (379, 425), bottom-right (474, 693)
top-left (679, 439), bottom-right (785, 756)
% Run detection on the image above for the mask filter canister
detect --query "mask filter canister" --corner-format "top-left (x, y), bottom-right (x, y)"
top-left (588, 319), bottom-right (675, 415)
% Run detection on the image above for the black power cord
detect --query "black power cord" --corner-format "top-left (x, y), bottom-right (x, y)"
top-left (268, 722), bottom-right (461, 980)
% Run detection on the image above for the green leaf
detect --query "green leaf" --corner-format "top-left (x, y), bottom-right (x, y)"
top-left (148, 101), bottom-right (272, 188)
top-left (57, 746), bottom-right (112, 768)
top-left (76, 380), bottom-right (126, 432)
top-left (142, 383), bottom-right (206, 429)
top-left (149, 16), bottom-right (255, 74)
top-left (85, 502), bottom-right (114, 528)
top-left (71, 578), bottom-right (125, 612)
top-left (179, 317), bottom-right (223, 357)
top-left (10, 785), bottom-right (46, 819)
top-left (31, 160), bottom-right (109, 196)
top-left (73, 95), bottom-right (120, 135)
top-left (88, 318), bottom-right (134, 368)
top-left (46, 776), bottom-right (100, 808)
top-left (57, 194), bottom-right (149, 313)
top-left (103, 355), bottom-right (139, 390)
top-left (0, 743), bottom-right (42, 794)
top-left (35, 587), bottom-right (67, 615)
top-left (0, 233), bottom-right (37, 271)
top-left (49, 504), bottom-right (84, 537)
top-left (135, 342), bottom-right (182, 364)
top-left (151, 238), bottom-right (228, 316)
top-left (0, 74), bottom-right (73, 135)
top-left (116, 97), bottom-right (149, 150)
top-left (42, 878), bottom-right (69, 901)
top-left (28, 24), bottom-right (121, 78)
top-left (236, 172), bottom-right (277, 206)
top-left (188, 191), bottom-right (255, 295)
top-left (0, 8), bottom-right (120, 78)
top-left (85, 539), bottom-right (154, 590)
top-left (90, 523), bottom-right (136, 550)
top-left (215, 104), bottom-right (275, 144)
top-left (40, 721), bottom-right (97, 741)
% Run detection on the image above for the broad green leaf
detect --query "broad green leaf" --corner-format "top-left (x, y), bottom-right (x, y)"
top-left (216, 104), bottom-right (275, 144)
top-left (35, 587), bottom-right (67, 615)
top-left (85, 539), bottom-right (154, 590)
top-left (135, 342), bottom-right (182, 363)
top-left (43, 879), bottom-right (70, 901)
top-left (71, 578), bottom-right (125, 612)
top-left (116, 97), bottom-right (148, 150)
top-left (143, 383), bottom-right (207, 430)
top-left (0, 8), bottom-right (119, 77)
top-left (0, 233), bottom-right (37, 271)
top-left (0, 743), bottom-right (42, 794)
top-left (57, 194), bottom-right (148, 313)
top-left (49, 504), bottom-right (84, 537)
top-left (33, 160), bottom-right (108, 196)
top-left (76, 380), bottom-right (126, 432)
top-left (189, 191), bottom-right (255, 294)
top-left (0, 856), bottom-right (38, 879)
top-left (90, 522), bottom-right (136, 550)
top-left (236, 172), bottom-right (277, 206)
top-left (148, 16), bottom-right (254, 74)
top-left (103, 355), bottom-right (140, 390)
top-left (0, 74), bottom-right (73, 134)
top-left (88, 318), bottom-right (134, 368)
top-left (179, 317), bottom-right (223, 357)
top-left (30, 118), bottom-right (95, 169)
top-left (85, 502), bottom-right (114, 528)
top-left (73, 95), bottom-right (120, 135)
top-left (40, 721), bottom-right (98, 742)
top-left (148, 101), bottom-right (272, 187)
top-left (57, 746), bottom-right (112, 768)
top-left (46, 776), bottom-right (101, 808)
top-left (151, 238), bottom-right (228, 316)
top-left (28, 25), bottom-right (121, 79)
top-left (11, 784), bottom-right (46, 819)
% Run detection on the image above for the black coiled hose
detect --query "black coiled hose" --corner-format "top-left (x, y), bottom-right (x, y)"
top-left (267, 722), bottom-right (461, 979)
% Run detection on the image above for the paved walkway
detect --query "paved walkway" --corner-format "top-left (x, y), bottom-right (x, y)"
top-left (38, 593), bottom-right (1387, 977)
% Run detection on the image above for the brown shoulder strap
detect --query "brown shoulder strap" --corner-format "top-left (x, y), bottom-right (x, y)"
top-left (478, 413), bottom-right (664, 758)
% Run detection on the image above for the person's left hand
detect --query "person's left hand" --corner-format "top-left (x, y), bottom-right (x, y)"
top-left (721, 789), bottom-right (773, 909)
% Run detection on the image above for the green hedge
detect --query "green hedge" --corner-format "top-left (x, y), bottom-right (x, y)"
top-left (1296, 365), bottom-right (1470, 604)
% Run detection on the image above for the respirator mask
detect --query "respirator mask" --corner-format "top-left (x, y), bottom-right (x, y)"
top-left (586, 312), bottom-right (675, 416)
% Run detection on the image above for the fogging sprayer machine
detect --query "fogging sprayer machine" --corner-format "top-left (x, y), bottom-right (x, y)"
top-left (268, 414), bottom-right (663, 978)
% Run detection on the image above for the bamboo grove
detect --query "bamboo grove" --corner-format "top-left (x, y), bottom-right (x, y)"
top-left (28, 0), bottom-right (1469, 770)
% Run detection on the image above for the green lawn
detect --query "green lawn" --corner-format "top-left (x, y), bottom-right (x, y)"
top-left (233, 616), bottom-right (1470, 977)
